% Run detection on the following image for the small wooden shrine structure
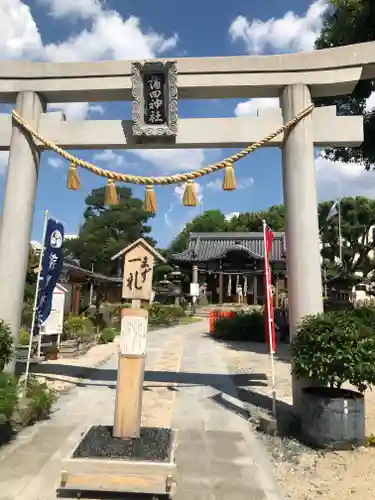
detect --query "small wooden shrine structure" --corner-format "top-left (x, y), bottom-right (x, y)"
top-left (171, 232), bottom-right (287, 305)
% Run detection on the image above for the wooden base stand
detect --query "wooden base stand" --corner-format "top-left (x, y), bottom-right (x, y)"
top-left (59, 426), bottom-right (177, 497)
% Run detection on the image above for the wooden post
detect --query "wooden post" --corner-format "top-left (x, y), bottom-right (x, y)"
top-left (275, 274), bottom-right (280, 308)
top-left (113, 304), bottom-right (148, 438)
top-left (219, 261), bottom-right (223, 304)
top-left (111, 239), bottom-right (166, 440)
top-left (254, 275), bottom-right (258, 305)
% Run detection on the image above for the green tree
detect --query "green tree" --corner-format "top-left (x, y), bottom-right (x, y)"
top-left (227, 205), bottom-right (285, 232)
top-left (65, 186), bottom-right (156, 275)
top-left (315, 0), bottom-right (375, 168)
top-left (319, 196), bottom-right (375, 284)
top-left (170, 210), bottom-right (228, 253)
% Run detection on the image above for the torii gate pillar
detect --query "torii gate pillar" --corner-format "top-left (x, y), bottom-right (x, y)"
top-left (281, 84), bottom-right (324, 409)
top-left (0, 91), bottom-right (45, 373)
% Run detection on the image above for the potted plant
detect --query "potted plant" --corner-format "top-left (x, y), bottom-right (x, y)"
top-left (0, 319), bottom-right (13, 372)
top-left (291, 310), bottom-right (375, 449)
top-left (44, 344), bottom-right (59, 361)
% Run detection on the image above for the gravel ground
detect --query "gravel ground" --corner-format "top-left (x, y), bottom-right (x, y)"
top-left (217, 340), bottom-right (375, 500)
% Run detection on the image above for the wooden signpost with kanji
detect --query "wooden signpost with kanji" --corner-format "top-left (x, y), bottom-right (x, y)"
top-left (111, 238), bottom-right (166, 438)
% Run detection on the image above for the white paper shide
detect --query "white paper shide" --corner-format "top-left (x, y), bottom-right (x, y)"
top-left (120, 316), bottom-right (148, 356)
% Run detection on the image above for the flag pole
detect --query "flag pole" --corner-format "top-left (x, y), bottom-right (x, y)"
top-left (24, 210), bottom-right (49, 391)
top-left (263, 219), bottom-right (277, 418)
top-left (338, 197), bottom-right (343, 266)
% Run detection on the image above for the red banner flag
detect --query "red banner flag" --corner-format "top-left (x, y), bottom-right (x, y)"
top-left (263, 222), bottom-right (276, 353)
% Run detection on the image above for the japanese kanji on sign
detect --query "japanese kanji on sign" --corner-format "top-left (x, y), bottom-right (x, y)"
top-left (131, 60), bottom-right (178, 138)
top-left (36, 218), bottom-right (65, 330)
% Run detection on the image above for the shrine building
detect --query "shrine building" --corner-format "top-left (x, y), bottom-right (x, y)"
top-left (171, 232), bottom-right (287, 305)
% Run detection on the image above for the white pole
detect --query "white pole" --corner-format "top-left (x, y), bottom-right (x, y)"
top-left (24, 210), bottom-right (48, 391)
top-left (263, 220), bottom-right (277, 418)
top-left (338, 198), bottom-right (343, 266)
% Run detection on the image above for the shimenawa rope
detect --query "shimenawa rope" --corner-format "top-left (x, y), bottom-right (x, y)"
top-left (11, 103), bottom-right (314, 211)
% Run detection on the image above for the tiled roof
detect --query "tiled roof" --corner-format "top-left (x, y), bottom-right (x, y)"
top-left (171, 232), bottom-right (286, 263)
top-left (63, 261), bottom-right (122, 283)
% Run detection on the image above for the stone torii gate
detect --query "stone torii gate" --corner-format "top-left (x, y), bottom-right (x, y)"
top-left (0, 42), bottom-right (374, 405)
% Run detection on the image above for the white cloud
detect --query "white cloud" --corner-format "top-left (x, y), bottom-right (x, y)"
top-left (1, 1), bottom-right (178, 120)
top-left (38, 0), bottom-right (102, 19)
top-left (229, 0), bottom-right (330, 54)
top-left (164, 213), bottom-right (172, 227)
top-left (316, 155), bottom-right (375, 200)
top-left (42, 12), bottom-right (178, 63)
top-left (93, 149), bottom-right (125, 168)
top-left (235, 97), bottom-right (280, 117)
top-left (48, 102), bottom-right (105, 121)
top-left (130, 149), bottom-right (209, 173)
top-left (225, 212), bottom-right (240, 221)
top-left (47, 157), bottom-right (64, 169)
top-left (174, 182), bottom-right (204, 205)
top-left (206, 176), bottom-right (254, 191)
top-left (0, 0), bottom-right (43, 59)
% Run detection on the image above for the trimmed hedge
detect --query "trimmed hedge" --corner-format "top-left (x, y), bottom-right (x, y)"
top-left (212, 310), bottom-right (266, 342)
top-left (147, 303), bottom-right (185, 327)
top-left (98, 327), bottom-right (117, 344)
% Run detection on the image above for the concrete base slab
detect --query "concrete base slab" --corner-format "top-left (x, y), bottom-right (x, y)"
top-left (59, 426), bottom-right (177, 497)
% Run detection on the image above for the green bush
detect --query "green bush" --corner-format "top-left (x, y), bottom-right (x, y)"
top-left (18, 328), bottom-right (30, 346)
top-left (26, 377), bottom-right (57, 422)
top-left (63, 314), bottom-right (93, 343)
top-left (0, 373), bottom-right (18, 422)
top-left (291, 310), bottom-right (375, 393)
top-left (0, 319), bottom-right (13, 372)
top-left (98, 327), bottom-right (116, 344)
top-left (147, 304), bottom-right (186, 327)
top-left (212, 310), bottom-right (265, 342)
top-left (351, 306), bottom-right (375, 332)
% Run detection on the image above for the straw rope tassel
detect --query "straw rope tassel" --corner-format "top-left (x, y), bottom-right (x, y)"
top-left (67, 162), bottom-right (80, 191)
top-left (10, 104), bottom-right (314, 188)
top-left (222, 162), bottom-right (236, 191)
top-left (143, 185), bottom-right (157, 213)
top-left (183, 180), bottom-right (198, 207)
top-left (105, 179), bottom-right (119, 205)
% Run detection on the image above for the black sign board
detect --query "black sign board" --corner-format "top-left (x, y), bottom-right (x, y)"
top-left (131, 60), bottom-right (178, 138)
top-left (144, 73), bottom-right (166, 125)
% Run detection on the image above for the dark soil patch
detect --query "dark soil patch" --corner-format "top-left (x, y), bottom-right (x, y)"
top-left (73, 425), bottom-right (172, 462)
top-left (0, 422), bottom-right (13, 446)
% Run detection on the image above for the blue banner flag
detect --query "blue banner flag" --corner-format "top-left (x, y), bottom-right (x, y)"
top-left (36, 218), bottom-right (65, 327)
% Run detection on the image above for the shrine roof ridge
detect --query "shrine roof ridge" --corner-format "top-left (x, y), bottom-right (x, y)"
top-left (188, 232), bottom-right (285, 239)
top-left (171, 232), bottom-right (286, 263)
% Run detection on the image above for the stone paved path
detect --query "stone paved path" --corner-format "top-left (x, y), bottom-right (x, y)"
top-left (0, 320), bottom-right (283, 500)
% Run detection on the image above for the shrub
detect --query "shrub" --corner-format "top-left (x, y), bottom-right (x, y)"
top-left (98, 327), bottom-right (116, 344)
top-left (0, 319), bottom-right (13, 372)
top-left (18, 328), bottom-right (30, 346)
top-left (212, 310), bottom-right (265, 342)
top-left (291, 310), bottom-right (375, 393)
top-left (0, 373), bottom-right (18, 421)
top-left (351, 306), bottom-right (375, 332)
top-left (147, 303), bottom-right (186, 327)
top-left (26, 377), bottom-right (57, 422)
top-left (63, 314), bottom-right (93, 343)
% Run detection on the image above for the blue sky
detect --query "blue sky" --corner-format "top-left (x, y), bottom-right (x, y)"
top-left (1, 0), bottom-right (375, 249)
